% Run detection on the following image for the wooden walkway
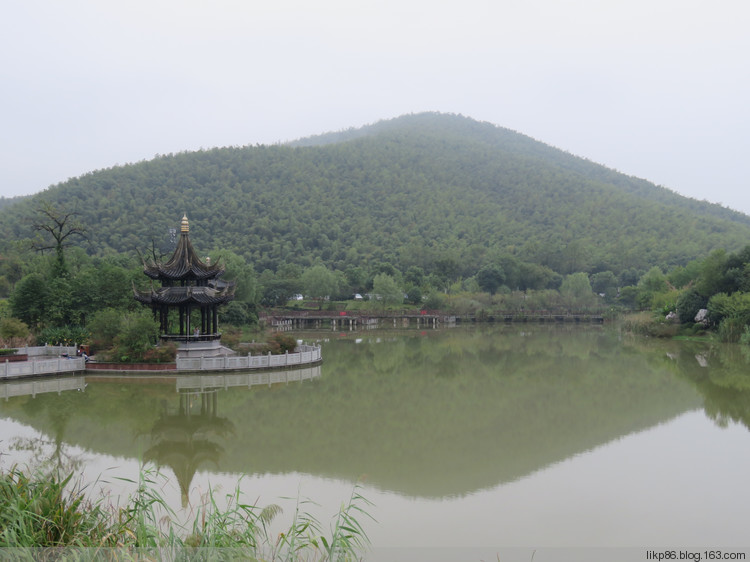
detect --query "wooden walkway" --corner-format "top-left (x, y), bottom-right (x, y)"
top-left (261, 310), bottom-right (604, 329)
top-left (261, 310), bottom-right (446, 330)
top-left (459, 313), bottom-right (605, 324)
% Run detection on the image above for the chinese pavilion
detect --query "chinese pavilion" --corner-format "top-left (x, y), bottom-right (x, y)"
top-left (134, 215), bottom-right (235, 352)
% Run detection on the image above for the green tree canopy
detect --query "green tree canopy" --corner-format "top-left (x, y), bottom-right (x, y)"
top-left (476, 264), bottom-right (505, 295)
top-left (372, 273), bottom-right (403, 308)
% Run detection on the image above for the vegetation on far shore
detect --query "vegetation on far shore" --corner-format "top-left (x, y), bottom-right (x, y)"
top-left (2, 217), bottom-right (750, 357)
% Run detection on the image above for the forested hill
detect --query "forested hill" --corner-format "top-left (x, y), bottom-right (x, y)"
top-left (2, 112), bottom-right (749, 278)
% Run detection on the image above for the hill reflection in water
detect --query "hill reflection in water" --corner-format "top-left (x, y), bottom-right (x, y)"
top-left (4, 326), bottom-right (740, 500)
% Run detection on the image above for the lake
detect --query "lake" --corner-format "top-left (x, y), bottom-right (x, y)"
top-left (2, 324), bottom-right (750, 560)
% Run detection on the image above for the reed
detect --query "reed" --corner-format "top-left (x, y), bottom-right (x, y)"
top-left (0, 466), bottom-right (109, 548)
top-left (0, 465), bottom-right (372, 561)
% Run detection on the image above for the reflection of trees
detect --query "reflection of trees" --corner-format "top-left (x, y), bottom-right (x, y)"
top-left (670, 343), bottom-right (750, 431)
top-left (12, 389), bottom-right (87, 477)
top-left (143, 390), bottom-right (234, 507)
top-left (10, 434), bottom-right (84, 478)
top-left (0, 326), bottom-right (717, 498)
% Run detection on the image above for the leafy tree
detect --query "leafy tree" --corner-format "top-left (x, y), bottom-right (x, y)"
top-left (344, 266), bottom-right (367, 294)
top-left (301, 265), bottom-right (340, 301)
top-left (559, 241), bottom-right (591, 274)
top-left (372, 273), bottom-right (402, 308)
top-left (433, 256), bottom-right (460, 287)
top-left (696, 249), bottom-right (731, 297)
top-left (45, 277), bottom-right (75, 326)
top-left (423, 290), bottom-right (445, 310)
top-left (618, 268), bottom-right (641, 287)
top-left (476, 264), bottom-right (505, 295)
top-left (590, 271), bottom-right (618, 302)
top-left (559, 273), bottom-right (595, 309)
top-left (9, 273), bottom-right (48, 329)
top-left (404, 284), bottom-right (423, 305)
top-left (636, 266), bottom-right (669, 309)
top-left (667, 260), bottom-right (703, 289)
top-left (258, 269), bottom-right (302, 307)
top-left (404, 266), bottom-right (425, 288)
top-left (219, 301), bottom-right (256, 326)
top-left (517, 262), bottom-right (558, 291)
top-left (210, 250), bottom-right (259, 305)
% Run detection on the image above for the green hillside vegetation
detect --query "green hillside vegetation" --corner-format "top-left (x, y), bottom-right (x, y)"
top-left (2, 112), bottom-right (750, 347)
top-left (2, 112), bottom-right (749, 276)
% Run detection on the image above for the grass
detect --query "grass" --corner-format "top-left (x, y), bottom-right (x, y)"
top-left (620, 311), bottom-right (680, 338)
top-left (0, 464), bottom-right (373, 561)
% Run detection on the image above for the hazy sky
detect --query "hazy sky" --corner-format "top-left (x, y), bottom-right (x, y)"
top-left (2, 0), bottom-right (748, 214)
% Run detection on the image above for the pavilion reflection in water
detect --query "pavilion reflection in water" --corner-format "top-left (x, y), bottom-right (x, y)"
top-left (144, 365), bottom-right (322, 507)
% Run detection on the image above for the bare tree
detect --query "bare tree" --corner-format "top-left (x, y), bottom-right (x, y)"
top-left (32, 202), bottom-right (87, 276)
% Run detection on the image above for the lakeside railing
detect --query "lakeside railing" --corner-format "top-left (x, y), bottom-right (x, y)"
top-left (1, 356), bottom-right (86, 379)
top-left (10, 344), bottom-right (78, 357)
top-left (176, 344), bottom-right (322, 372)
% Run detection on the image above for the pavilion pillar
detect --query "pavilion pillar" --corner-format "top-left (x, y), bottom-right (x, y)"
top-left (179, 307), bottom-right (185, 336)
top-left (213, 306), bottom-right (218, 335)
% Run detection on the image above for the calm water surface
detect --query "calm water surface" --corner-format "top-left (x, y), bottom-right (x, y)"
top-left (2, 325), bottom-right (750, 556)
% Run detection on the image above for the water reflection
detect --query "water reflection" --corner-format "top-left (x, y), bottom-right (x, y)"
top-left (629, 337), bottom-right (750, 432)
top-left (3, 327), bottom-right (750, 501)
top-left (144, 389), bottom-right (233, 507)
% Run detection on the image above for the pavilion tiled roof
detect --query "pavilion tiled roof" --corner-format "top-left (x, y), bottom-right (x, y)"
top-left (133, 283), bottom-right (235, 306)
top-left (143, 214), bottom-right (226, 282)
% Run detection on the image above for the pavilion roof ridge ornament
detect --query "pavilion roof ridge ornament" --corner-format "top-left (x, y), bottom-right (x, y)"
top-left (181, 213), bottom-right (189, 233)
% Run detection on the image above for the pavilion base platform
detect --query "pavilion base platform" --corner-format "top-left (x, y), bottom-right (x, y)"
top-left (163, 337), bottom-right (237, 359)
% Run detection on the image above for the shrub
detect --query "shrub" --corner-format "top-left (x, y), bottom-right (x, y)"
top-left (0, 317), bottom-right (30, 346)
top-left (37, 325), bottom-right (90, 347)
top-left (265, 332), bottom-right (297, 354)
top-left (741, 326), bottom-right (750, 346)
top-left (142, 343), bottom-right (177, 363)
top-left (87, 307), bottom-right (124, 350)
top-left (111, 311), bottom-right (160, 362)
top-left (423, 290), bottom-right (445, 311)
top-left (718, 317), bottom-right (747, 343)
top-left (707, 292), bottom-right (750, 327)
top-left (676, 288), bottom-right (708, 324)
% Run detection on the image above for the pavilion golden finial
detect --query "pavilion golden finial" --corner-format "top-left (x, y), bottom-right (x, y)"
top-left (181, 214), bottom-right (189, 233)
